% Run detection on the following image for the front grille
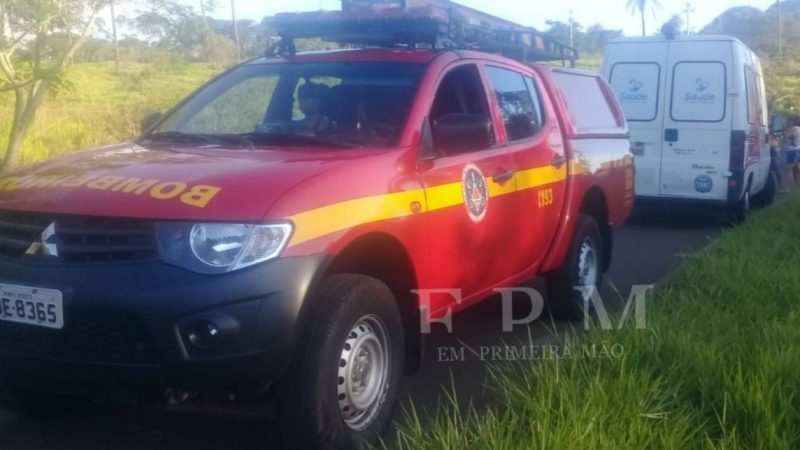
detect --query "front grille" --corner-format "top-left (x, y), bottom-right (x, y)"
top-left (0, 310), bottom-right (159, 365)
top-left (0, 210), bottom-right (157, 264)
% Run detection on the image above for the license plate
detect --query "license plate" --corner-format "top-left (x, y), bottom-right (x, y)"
top-left (0, 283), bottom-right (64, 330)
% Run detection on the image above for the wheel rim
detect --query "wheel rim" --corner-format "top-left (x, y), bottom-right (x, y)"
top-left (337, 315), bottom-right (391, 431)
top-left (577, 237), bottom-right (599, 302)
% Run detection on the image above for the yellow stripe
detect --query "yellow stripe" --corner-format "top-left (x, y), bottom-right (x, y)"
top-left (424, 182), bottom-right (463, 212)
top-left (287, 190), bottom-right (425, 247)
top-left (287, 163), bottom-right (569, 247)
top-left (515, 165), bottom-right (568, 191)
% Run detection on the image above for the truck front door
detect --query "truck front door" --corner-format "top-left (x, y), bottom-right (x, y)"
top-left (419, 63), bottom-right (519, 306)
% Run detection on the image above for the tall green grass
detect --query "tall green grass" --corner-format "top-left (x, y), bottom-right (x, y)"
top-left (0, 62), bottom-right (221, 165)
top-left (391, 195), bottom-right (800, 449)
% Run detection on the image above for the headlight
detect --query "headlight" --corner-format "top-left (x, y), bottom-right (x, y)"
top-left (157, 222), bottom-right (293, 274)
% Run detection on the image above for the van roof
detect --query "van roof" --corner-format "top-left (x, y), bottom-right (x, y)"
top-left (608, 34), bottom-right (746, 46)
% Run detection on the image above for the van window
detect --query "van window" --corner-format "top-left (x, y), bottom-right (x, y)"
top-left (486, 66), bottom-right (542, 141)
top-left (745, 68), bottom-right (767, 127)
top-left (745, 68), bottom-right (760, 125)
top-left (552, 71), bottom-right (619, 132)
top-left (609, 62), bottom-right (660, 122)
top-left (757, 73), bottom-right (767, 126)
top-left (670, 62), bottom-right (727, 123)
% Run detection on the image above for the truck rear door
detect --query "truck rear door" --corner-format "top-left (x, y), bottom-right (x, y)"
top-left (659, 41), bottom-right (733, 200)
top-left (482, 64), bottom-right (567, 272)
top-left (606, 42), bottom-right (667, 198)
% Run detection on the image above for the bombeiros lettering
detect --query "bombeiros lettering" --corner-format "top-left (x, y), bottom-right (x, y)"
top-left (0, 174), bottom-right (222, 208)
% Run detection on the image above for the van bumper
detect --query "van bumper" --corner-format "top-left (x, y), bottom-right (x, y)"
top-left (0, 254), bottom-right (329, 395)
top-left (634, 195), bottom-right (729, 208)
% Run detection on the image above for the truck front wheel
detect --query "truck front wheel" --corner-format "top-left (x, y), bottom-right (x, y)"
top-left (278, 274), bottom-right (404, 450)
top-left (546, 214), bottom-right (604, 321)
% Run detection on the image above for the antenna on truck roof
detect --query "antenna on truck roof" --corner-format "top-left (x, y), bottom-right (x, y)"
top-left (265, 0), bottom-right (578, 67)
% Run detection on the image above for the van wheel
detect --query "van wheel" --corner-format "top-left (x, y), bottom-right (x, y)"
top-left (752, 172), bottom-right (777, 208)
top-left (546, 215), bottom-right (603, 321)
top-left (728, 189), bottom-right (750, 225)
top-left (277, 274), bottom-right (404, 450)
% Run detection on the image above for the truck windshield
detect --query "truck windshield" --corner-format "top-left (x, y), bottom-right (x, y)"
top-left (148, 61), bottom-right (425, 149)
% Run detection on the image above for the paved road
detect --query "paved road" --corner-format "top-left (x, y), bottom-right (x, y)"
top-left (0, 206), bottom-right (726, 450)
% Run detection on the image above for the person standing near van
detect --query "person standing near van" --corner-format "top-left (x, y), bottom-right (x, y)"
top-left (783, 116), bottom-right (800, 191)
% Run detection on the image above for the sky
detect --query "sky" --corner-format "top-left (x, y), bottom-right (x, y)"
top-left (152, 0), bottom-right (779, 37)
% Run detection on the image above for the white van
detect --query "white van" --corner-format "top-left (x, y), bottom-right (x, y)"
top-left (602, 35), bottom-right (775, 222)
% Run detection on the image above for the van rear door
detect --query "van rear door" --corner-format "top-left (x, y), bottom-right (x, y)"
top-left (606, 43), bottom-right (667, 197)
top-left (660, 41), bottom-right (733, 200)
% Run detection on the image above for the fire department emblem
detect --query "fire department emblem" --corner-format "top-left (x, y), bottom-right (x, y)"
top-left (462, 164), bottom-right (488, 222)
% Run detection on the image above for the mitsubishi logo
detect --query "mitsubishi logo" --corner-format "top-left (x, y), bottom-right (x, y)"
top-left (25, 223), bottom-right (58, 257)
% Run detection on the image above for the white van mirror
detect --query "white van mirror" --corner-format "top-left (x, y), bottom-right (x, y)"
top-left (771, 115), bottom-right (787, 135)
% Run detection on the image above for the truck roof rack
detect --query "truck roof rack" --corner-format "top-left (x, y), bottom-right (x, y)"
top-left (267, 0), bottom-right (578, 67)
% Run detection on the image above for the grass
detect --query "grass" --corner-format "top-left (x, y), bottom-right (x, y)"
top-left (390, 195), bottom-right (800, 449)
top-left (0, 62), bottom-right (221, 166)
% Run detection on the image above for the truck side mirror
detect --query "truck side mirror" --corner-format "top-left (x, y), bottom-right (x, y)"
top-left (432, 113), bottom-right (494, 155)
top-left (140, 112), bottom-right (164, 135)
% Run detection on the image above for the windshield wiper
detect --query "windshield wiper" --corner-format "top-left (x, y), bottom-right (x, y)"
top-left (144, 131), bottom-right (217, 144)
top-left (144, 131), bottom-right (258, 148)
top-left (242, 133), bottom-right (354, 149)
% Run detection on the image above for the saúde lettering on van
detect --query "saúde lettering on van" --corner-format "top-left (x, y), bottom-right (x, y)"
top-left (0, 174), bottom-right (221, 208)
top-left (620, 91), bottom-right (648, 103)
top-left (684, 92), bottom-right (715, 103)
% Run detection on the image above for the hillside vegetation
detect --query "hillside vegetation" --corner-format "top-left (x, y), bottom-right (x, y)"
top-left (0, 62), bottom-right (220, 165)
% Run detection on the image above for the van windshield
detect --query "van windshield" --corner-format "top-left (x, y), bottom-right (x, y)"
top-left (147, 62), bottom-right (425, 149)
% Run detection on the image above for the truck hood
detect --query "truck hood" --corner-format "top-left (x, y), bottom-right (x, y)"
top-left (0, 143), bottom-right (366, 221)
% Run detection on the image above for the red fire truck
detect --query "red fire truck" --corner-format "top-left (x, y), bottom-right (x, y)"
top-left (0, 2), bottom-right (631, 448)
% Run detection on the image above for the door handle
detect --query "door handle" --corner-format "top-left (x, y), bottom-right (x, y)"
top-left (551, 154), bottom-right (567, 168)
top-left (492, 169), bottom-right (514, 183)
top-left (665, 128), bottom-right (679, 142)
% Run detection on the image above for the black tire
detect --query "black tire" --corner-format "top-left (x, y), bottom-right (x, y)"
top-left (728, 189), bottom-right (751, 225)
top-left (0, 382), bottom-right (83, 418)
top-left (277, 274), bottom-right (404, 450)
top-left (545, 215), bottom-right (604, 321)
top-left (752, 172), bottom-right (777, 208)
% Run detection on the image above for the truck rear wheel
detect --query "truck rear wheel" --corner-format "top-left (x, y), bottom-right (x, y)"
top-left (546, 214), bottom-right (603, 321)
top-left (277, 274), bottom-right (404, 450)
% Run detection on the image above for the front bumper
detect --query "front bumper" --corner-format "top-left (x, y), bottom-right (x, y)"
top-left (0, 254), bottom-right (329, 393)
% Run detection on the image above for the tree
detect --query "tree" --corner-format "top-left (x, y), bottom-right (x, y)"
top-left (660, 14), bottom-right (683, 39)
top-left (0, 0), bottom-right (108, 172)
top-left (626, 0), bottom-right (662, 37)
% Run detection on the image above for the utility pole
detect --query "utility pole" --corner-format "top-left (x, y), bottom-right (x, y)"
top-left (231, 0), bottom-right (241, 61)
top-left (110, 0), bottom-right (120, 71)
top-left (568, 9), bottom-right (574, 48)
top-left (777, 0), bottom-right (783, 55)
top-left (200, 0), bottom-right (210, 44)
top-left (683, 3), bottom-right (695, 35)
